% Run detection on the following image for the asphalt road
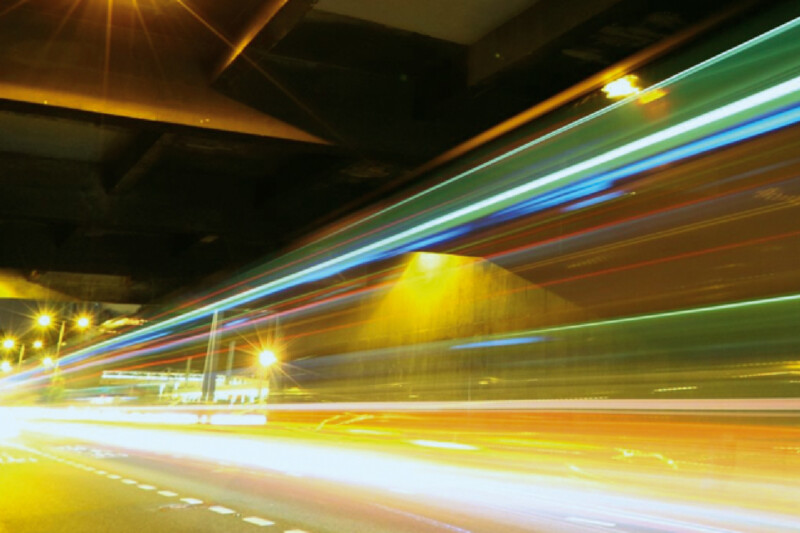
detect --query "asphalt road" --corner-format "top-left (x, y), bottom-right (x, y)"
top-left (0, 431), bottom-right (524, 533)
top-left (3, 410), bottom-right (800, 533)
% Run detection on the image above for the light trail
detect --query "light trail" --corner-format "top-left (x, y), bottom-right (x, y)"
top-left (10, 407), bottom-right (800, 532)
top-left (4, 12), bottom-right (800, 395)
top-left (125, 13), bottom-right (800, 317)
top-left (46, 79), bottom-right (800, 367)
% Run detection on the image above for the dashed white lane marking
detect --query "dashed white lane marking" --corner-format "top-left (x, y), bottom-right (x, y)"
top-left (565, 517), bottom-right (617, 528)
top-left (31, 447), bottom-right (310, 533)
top-left (242, 517), bottom-right (275, 527)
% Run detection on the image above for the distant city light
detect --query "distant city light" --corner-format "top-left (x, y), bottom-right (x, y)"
top-left (602, 75), bottom-right (641, 98)
top-left (33, 340), bottom-right (43, 349)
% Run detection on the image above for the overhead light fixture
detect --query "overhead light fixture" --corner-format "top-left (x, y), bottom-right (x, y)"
top-left (602, 75), bottom-right (641, 99)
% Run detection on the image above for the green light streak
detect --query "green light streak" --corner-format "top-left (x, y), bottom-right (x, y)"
top-left (44, 17), bottom-right (800, 368)
top-left (512, 292), bottom-right (800, 338)
top-left (294, 15), bottom-right (800, 247)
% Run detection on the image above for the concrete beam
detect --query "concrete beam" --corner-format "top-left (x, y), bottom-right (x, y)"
top-left (0, 3), bottom-right (324, 144)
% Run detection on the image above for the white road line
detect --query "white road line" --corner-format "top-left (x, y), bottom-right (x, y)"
top-left (107, 474), bottom-right (121, 479)
top-left (242, 517), bottom-right (275, 527)
top-left (121, 479), bottom-right (137, 485)
top-left (284, 529), bottom-right (310, 533)
top-left (95, 470), bottom-right (107, 475)
top-left (181, 498), bottom-right (203, 505)
top-left (566, 517), bottom-right (617, 528)
top-left (158, 490), bottom-right (178, 497)
top-left (137, 484), bottom-right (156, 490)
top-left (209, 506), bottom-right (236, 515)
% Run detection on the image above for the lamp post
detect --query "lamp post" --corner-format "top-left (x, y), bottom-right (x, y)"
top-left (36, 313), bottom-right (92, 365)
top-left (54, 320), bottom-right (66, 361)
top-left (257, 349), bottom-right (277, 404)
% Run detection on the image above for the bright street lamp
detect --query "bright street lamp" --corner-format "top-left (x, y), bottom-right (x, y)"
top-left (76, 316), bottom-right (91, 329)
top-left (258, 349), bottom-right (277, 368)
top-left (32, 340), bottom-right (43, 349)
top-left (2, 338), bottom-right (15, 350)
top-left (36, 314), bottom-right (52, 327)
top-left (42, 356), bottom-right (54, 369)
top-left (1, 360), bottom-right (11, 373)
top-left (256, 349), bottom-right (278, 404)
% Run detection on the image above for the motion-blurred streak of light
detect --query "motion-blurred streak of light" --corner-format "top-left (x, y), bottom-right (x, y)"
top-left (563, 191), bottom-right (624, 212)
top-left (450, 337), bottom-right (546, 350)
top-left (163, 14), bottom-right (800, 316)
top-left (285, 290), bottom-right (800, 375)
top-left (23, 421), bottom-right (800, 531)
top-left (488, 291), bottom-right (800, 339)
top-left (230, 14), bottom-right (800, 254)
top-left (70, 214), bottom-right (800, 373)
top-left (491, 169), bottom-right (800, 268)
top-left (485, 91), bottom-right (800, 228)
top-left (536, 227), bottom-right (800, 289)
top-left (103, 75), bottom-right (800, 320)
top-left (6, 23), bottom-right (800, 389)
top-left (19, 275), bottom-right (392, 384)
top-left (9, 81), bottom-right (800, 387)
top-left (45, 281), bottom-right (344, 375)
top-left (472, 150), bottom-right (800, 260)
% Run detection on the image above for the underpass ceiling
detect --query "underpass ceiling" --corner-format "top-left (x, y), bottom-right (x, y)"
top-left (0, 0), bottom-right (743, 305)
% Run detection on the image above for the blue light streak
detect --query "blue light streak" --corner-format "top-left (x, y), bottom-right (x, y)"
top-left (451, 337), bottom-right (547, 350)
